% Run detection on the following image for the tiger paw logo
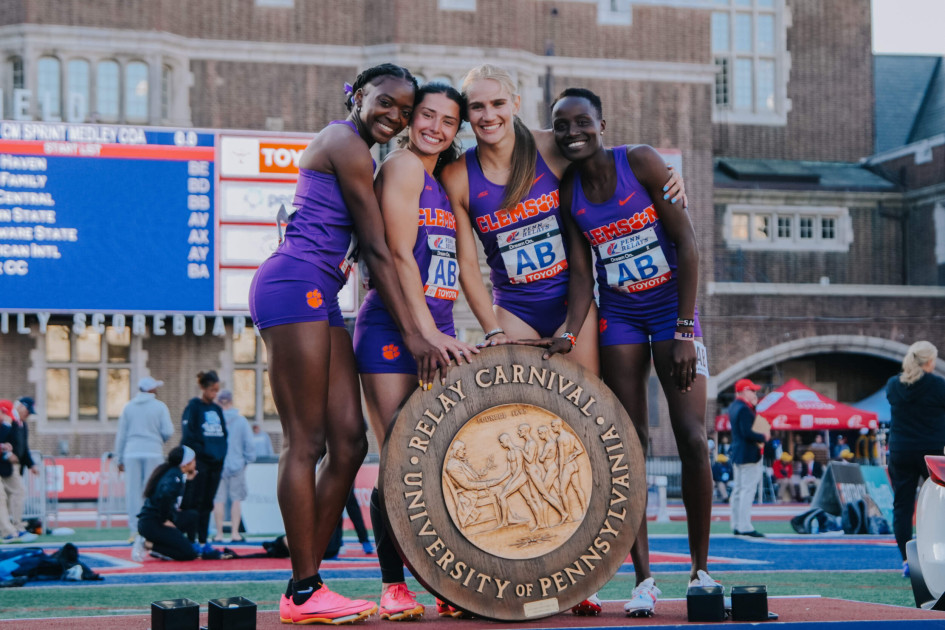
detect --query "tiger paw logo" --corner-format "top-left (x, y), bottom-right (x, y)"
top-left (306, 289), bottom-right (323, 308)
top-left (599, 318), bottom-right (608, 333)
top-left (382, 344), bottom-right (400, 360)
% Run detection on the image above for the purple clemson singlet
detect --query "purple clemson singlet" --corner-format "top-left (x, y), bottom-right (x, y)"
top-left (277, 120), bottom-right (361, 283)
top-left (465, 148), bottom-right (569, 303)
top-left (569, 145), bottom-right (679, 308)
top-left (362, 170), bottom-right (458, 326)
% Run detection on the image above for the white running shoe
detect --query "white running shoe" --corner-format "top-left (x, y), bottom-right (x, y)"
top-left (624, 577), bottom-right (661, 618)
top-left (689, 569), bottom-right (721, 588)
top-left (131, 535), bottom-right (146, 562)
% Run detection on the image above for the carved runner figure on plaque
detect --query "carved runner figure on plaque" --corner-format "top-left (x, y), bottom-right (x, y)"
top-left (380, 345), bottom-right (646, 621)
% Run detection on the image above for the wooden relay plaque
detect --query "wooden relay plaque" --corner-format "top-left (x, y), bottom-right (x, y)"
top-left (380, 345), bottom-right (645, 621)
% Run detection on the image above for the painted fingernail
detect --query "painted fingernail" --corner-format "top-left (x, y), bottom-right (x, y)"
top-left (663, 185), bottom-right (668, 192)
top-left (671, 197), bottom-right (677, 204)
top-left (663, 193), bottom-right (669, 200)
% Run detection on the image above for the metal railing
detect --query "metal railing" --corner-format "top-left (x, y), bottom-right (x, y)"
top-left (96, 451), bottom-right (126, 529)
top-left (22, 451), bottom-right (58, 531)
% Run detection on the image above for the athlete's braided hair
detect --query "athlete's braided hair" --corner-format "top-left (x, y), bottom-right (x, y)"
top-left (553, 87), bottom-right (603, 119)
top-left (344, 63), bottom-right (418, 112)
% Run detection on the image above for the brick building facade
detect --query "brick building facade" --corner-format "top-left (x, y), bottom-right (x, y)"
top-left (0, 0), bottom-right (942, 459)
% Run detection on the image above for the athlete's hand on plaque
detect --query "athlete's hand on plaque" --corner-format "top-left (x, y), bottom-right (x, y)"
top-left (671, 339), bottom-right (698, 392)
top-left (477, 331), bottom-right (509, 348)
top-left (515, 337), bottom-right (573, 359)
top-left (429, 330), bottom-right (479, 371)
top-left (404, 332), bottom-right (444, 389)
top-left (663, 165), bottom-right (688, 210)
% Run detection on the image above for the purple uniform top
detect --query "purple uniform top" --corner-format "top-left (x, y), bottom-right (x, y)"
top-left (277, 120), bottom-right (362, 284)
top-left (362, 169), bottom-right (458, 327)
top-left (569, 146), bottom-right (679, 310)
top-left (465, 148), bottom-right (568, 304)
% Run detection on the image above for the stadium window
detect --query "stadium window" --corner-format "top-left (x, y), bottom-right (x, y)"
top-left (42, 324), bottom-right (137, 425)
top-left (96, 60), bottom-right (120, 122)
top-left (125, 61), bottom-right (149, 122)
top-left (37, 56), bottom-right (61, 119)
top-left (439, 0), bottom-right (476, 11)
top-left (799, 216), bottom-right (813, 239)
top-left (231, 333), bottom-right (277, 422)
top-left (724, 205), bottom-right (852, 252)
top-left (67, 59), bottom-right (90, 122)
top-left (712, 0), bottom-right (789, 125)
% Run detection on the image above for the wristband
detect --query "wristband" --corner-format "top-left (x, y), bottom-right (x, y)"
top-left (674, 331), bottom-right (694, 341)
top-left (560, 331), bottom-right (577, 348)
top-left (484, 328), bottom-right (504, 341)
top-left (676, 318), bottom-right (695, 328)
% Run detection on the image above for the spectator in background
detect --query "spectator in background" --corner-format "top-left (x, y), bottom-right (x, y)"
top-left (12, 399), bottom-right (37, 481)
top-left (7, 398), bottom-right (38, 534)
top-left (115, 377), bottom-right (174, 542)
top-left (251, 422), bottom-right (274, 459)
top-left (729, 379), bottom-right (770, 537)
top-left (0, 400), bottom-right (37, 543)
top-left (133, 446), bottom-right (200, 561)
top-left (718, 434), bottom-right (731, 458)
top-left (886, 341), bottom-right (945, 577)
top-left (212, 390), bottom-right (255, 543)
top-left (831, 434), bottom-right (849, 460)
top-left (798, 450), bottom-right (823, 498)
top-left (712, 454), bottom-right (733, 502)
top-left (773, 452), bottom-right (803, 502)
top-left (180, 370), bottom-right (227, 553)
top-left (855, 428), bottom-right (877, 465)
top-left (807, 434), bottom-right (830, 465)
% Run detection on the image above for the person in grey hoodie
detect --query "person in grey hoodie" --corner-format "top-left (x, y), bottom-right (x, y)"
top-left (887, 340), bottom-right (945, 576)
top-left (115, 376), bottom-right (174, 541)
top-left (212, 389), bottom-right (255, 542)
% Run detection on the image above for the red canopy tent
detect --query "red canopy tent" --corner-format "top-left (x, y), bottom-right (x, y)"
top-left (714, 378), bottom-right (879, 432)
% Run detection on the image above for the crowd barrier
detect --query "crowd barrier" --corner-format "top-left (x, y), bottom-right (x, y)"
top-left (96, 452), bottom-right (126, 529)
top-left (21, 451), bottom-right (58, 531)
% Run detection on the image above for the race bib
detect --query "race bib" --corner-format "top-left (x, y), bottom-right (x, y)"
top-left (424, 234), bottom-right (459, 301)
top-left (695, 340), bottom-right (709, 378)
top-left (497, 215), bottom-right (568, 284)
top-left (339, 233), bottom-right (359, 279)
top-left (597, 226), bottom-right (670, 293)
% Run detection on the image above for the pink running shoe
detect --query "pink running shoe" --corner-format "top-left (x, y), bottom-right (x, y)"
top-left (379, 583), bottom-right (424, 621)
top-left (280, 594), bottom-right (293, 624)
top-left (290, 585), bottom-right (378, 625)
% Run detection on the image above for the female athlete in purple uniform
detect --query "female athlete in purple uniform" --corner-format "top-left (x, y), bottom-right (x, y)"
top-left (248, 64), bottom-right (451, 625)
top-left (541, 88), bottom-right (714, 618)
top-left (442, 67), bottom-right (685, 616)
top-left (353, 82), bottom-right (477, 621)
top-left (442, 65), bottom-right (685, 374)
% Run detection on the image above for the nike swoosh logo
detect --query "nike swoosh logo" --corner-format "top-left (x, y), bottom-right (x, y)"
top-left (477, 191), bottom-right (489, 198)
top-left (424, 185), bottom-right (432, 191)
top-left (533, 173), bottom-right (544, 185)
top-left (618, 192), bottom-right (636, 206)
top-left (296, 587), bottom-right (313, 594)
top-left (576, 208), bottom-right (586, 215)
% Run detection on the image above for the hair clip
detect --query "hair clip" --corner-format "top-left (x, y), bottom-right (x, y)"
top-left (343, 82), bottom-right (354, 96)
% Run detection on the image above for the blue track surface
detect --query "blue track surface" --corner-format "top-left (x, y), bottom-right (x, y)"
top-left (18, 533), bottom-right (902, 588)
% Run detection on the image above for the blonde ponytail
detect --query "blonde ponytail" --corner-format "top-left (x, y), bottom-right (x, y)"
top-left (900, 340), bottom-right (937, 385)
top-left (461, 64), bottom-right (537, 211)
